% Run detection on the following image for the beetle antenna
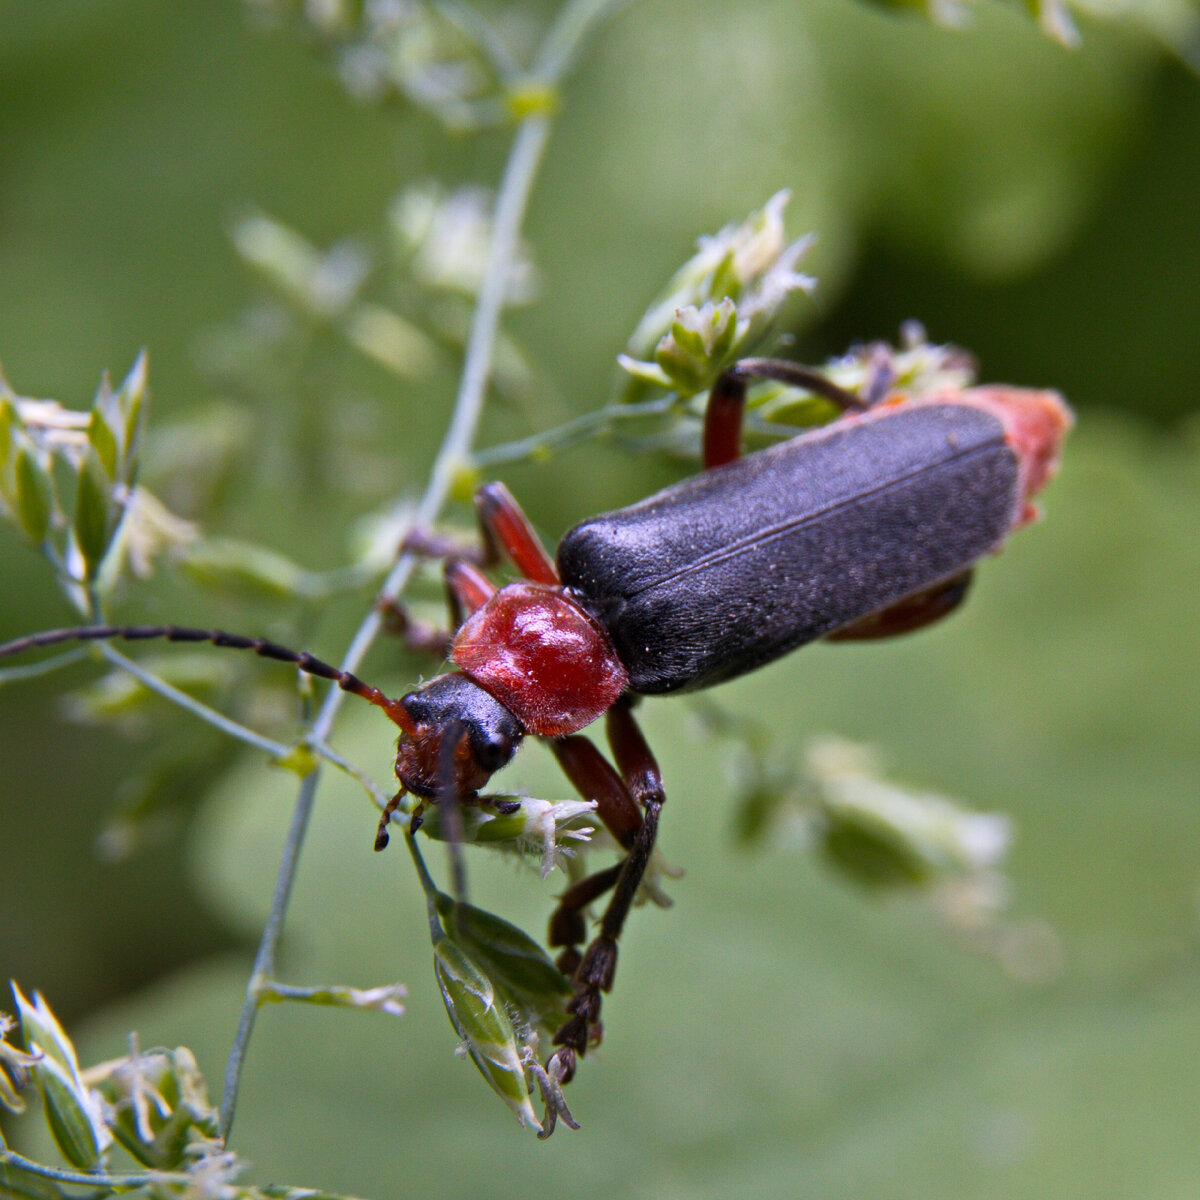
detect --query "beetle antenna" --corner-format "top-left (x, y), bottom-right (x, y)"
top-left (0, 624), bottom-right (416, 734)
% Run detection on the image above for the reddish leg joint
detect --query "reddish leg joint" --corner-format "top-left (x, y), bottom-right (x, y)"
top-left (475, 482), bottom-right (559, 586)
top-left (703, 358), bottom-right (870, 470)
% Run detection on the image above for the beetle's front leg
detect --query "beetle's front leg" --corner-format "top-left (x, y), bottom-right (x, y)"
top-left (546, 733), bottom-right (642, 974)
top-left (549, 697), bottom-right (666, 1085)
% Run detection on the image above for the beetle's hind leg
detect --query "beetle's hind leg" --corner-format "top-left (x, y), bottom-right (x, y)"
top-left (546, 732), bottom-right (643, 974)
top-left (703, 357), bottom-right (874, 469)
top-left (827, 570), bottom-right (974, 641)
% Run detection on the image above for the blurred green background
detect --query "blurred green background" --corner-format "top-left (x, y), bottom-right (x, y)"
top-left (2, 1), bottom-right (1199, 1196)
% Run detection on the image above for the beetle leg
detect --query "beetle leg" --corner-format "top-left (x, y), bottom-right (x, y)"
top-left (375, 601), bottom-right (454, 659)
top-left (397, 481), bottom-right (558, 587)
top-left (546, 734), bottom-right (643, 974)
top-left (398, 527), bottom-right (487, 564)
top-left (826, 570), bottom-right (974, 641)
top-left (376, 557), bottom-right (496, 659)
top-left (546, 861), bottom-right (626, 977)
top-left (475, 481), bottom-right (560, 585)
top-left (548, 698), bottom-right (666, 1083)
top-left (444, 558), bottom-right (496, 616)
top-left (548, 735), bottom-right (642, 847)
top-left (704, 357), bottom-right (871, 469)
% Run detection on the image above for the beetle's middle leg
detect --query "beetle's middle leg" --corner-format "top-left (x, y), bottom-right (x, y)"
top-left (704, 358), bottom-right (872, 469)
top-left (383, 477), bottom-right (558, 647)
top-left (377, 558), bottom-right (497, 659)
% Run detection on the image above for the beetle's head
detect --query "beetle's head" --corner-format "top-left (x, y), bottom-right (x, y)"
top-left (392, 672), bottom-right (525, 800)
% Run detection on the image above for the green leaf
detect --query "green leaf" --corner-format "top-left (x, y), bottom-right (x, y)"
top-left (12, 444), bottom-right (52, 545)
top-left (12, 986), bottom-right (109, 1171)
top-left (85, 405), bottom-right (119, 480)
top-left (431, 939), bottom-right (540, 1130)
top-left (71, 449), bottom-right (116, 578)
top-left (177, 537), bottom-right (308, 599)
top-left (0, 394), bottom-right (16, 480)
top-left (61, 653), bottom-right (230, 724)
top-left (36, 1058), bottom-right (108, 1171)
top-left (113, 351), bottom-right (148, 482)
top-left (433, 893), bottom-right (571, 1021)
top-left (87, 353), bottom-right (147, 487)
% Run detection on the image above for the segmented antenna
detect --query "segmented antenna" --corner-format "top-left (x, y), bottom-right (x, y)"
top-left (0, 624), bottom-right (416, 734)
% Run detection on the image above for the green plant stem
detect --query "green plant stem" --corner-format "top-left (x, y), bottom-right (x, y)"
top-left (472, 394), bottom-right (677, 467)
top-left (533, 0), bottom-right (632, 80)
top-left (97, 644), bottom-right (293, 760)
top-left (218, 0), bottom-right (621, 1143)
top-left (0, 645), bottom-right (90, 684)
top-left (405, 830), bottom-right (446, 943)
top-left (0, 1148), bottom-right (188, 1190)
top-left (308, 736), bottom-right (393, 806)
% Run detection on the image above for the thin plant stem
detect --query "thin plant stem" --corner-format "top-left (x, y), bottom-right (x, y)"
top-left (309, 736), bottom-right (394, 807)
top-left (533, 0), bottom-right (633, 80)
top-left (97, 643), bottom-right (293, 760)
top-left (218, 0), bottom-right (621, 1142)
top-left (0, 1148), bottom-right (189, 1190)
top-left (220, 766), bottom-right (318, 1140)
top-left (472, 394), bottom-right (677, 467)
top-left (0, 645), bottom-right (90, 684)
top-left (405, 829), bottom-right (446, 942)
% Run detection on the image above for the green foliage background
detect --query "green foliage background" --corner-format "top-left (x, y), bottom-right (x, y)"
top-left (1, 1), bottom-right (1199, 1196)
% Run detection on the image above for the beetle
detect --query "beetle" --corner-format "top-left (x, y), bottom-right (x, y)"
top-left (0, 356), bottom-right (1071, 1124)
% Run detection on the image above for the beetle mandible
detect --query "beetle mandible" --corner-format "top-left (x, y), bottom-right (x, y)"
top-left (0, 355), bottom-right (1072, 1121)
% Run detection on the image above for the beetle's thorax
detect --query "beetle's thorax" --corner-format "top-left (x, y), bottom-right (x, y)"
top-left (451, 581), bottom-right (628, 737)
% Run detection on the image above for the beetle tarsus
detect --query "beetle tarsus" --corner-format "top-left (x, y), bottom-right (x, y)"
top-left (374, 788), bottom-right (409, 851)
top-left (375, 598), bottom-right (455, 660)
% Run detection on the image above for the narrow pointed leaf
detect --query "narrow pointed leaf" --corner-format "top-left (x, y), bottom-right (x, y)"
top-left (432, 939), bottom-right (540, 1129)
top-left (72, 450), bottom-right (116, 576)
top-left (86, 406), bottom-right (119, 479)
top-left (13, 446), bottom-right (52, 544)
top-left (37, 1056), bottom-right (107, 1170)
top-left (434, 893), bottom-right (571, 1020)
top-left (13, 986), bottom-right (109, 1170)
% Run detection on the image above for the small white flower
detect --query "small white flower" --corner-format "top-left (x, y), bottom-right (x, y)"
top-left (515, 798), bottom-right (596, 878)
top-left (116, 486), bottom-right (201, 579)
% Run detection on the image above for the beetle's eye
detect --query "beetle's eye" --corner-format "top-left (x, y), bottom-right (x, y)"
top-left (475, 734), bottom-right (513, 775)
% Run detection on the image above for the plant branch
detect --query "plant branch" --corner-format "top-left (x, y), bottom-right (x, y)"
top-left (0, 1148), bottom-right (189, 1191)
top-left (97, 644), bottom-right (293, 760)
top-left (0, 645), bottom-right (90, 685)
